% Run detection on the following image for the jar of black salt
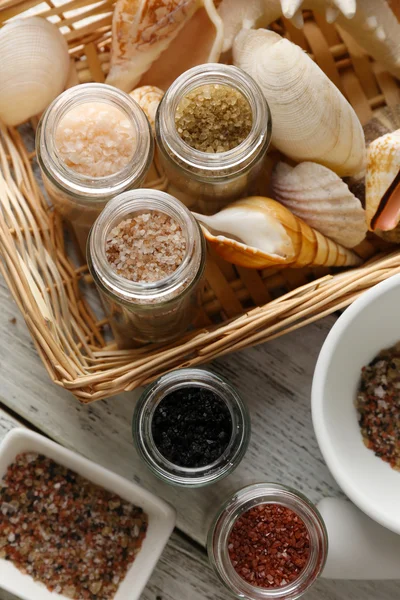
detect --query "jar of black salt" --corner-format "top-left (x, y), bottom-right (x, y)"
top-left (132, 369), bottom-right (250, 487)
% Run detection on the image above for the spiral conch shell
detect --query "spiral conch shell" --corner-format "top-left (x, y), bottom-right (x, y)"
top-left (233, 29), bottom-right (365, 177)
top-left (0, 17), bottom-right (69, 126)
top-left (271, 162), bottom-right (367, 248)
top-left (218, 0), bottom-right (400, 80)
top-left (193, 197), bottom-right (361, 269)
top-left (130, 85), bottom-right (164, 132)
top-left (107, 0), bottom-right (224, 92)
top-left (366, 130), bottom-right (400, 233)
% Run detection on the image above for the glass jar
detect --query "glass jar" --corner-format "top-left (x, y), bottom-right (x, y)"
top-left (132, 368), bottom-right (251, 487)
top-left (36, 83), bottom-right (154, 251)
top-left (155, 64), bottom-right (271, 214)
top-left (208, 483), bottom-right (328, 600)
top-left (87, 189), bottom-right (206, 346)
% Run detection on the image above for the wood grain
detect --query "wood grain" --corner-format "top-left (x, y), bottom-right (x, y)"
top-left (1, 280), bottom-right (400, 598)
top-left (1, 320), bottom-right (400, 600)
top-left (0, 278), bottom-right (341, 544)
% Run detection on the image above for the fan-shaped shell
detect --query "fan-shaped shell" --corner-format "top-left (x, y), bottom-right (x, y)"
top-left (271, 162), bottom-right (367, 248)
top-left (0, 17), bottom-right (69, 127)
top-left (107, 0), bottom-right (224, 92)
top-left (366, 129), bottom-right (400, 231)
top-left (194, 196), bottom-right (361, 269)
top-left (233, 29), bottom-right (365, 177)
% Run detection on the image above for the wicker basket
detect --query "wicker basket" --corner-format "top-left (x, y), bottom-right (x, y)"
top-left (0, 1), bottom-right (400, 402)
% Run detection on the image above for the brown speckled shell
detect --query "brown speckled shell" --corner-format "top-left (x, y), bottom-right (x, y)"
top-left (107, 0), bottom-right (223, 92)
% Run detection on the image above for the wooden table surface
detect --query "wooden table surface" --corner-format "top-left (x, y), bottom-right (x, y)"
top-left (0, 277), bottom-right (399, 600)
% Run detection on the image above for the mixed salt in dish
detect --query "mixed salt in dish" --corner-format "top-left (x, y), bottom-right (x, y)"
top-left (357, 341), bottom-right (400, 469)
top-left (175, 84), bottom-right (253, 153)
top-left (105, 212), bottom-right (186, 283)
top-left (0, 453), bottom-right (148, 599)
top-left (228, 503), bottom-right (310, 588)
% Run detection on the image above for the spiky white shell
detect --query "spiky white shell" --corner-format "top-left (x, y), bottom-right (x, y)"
top-left (0, 17), bottom-right (69, 126)
top-left (218, 0), bottom-right (400, 79)
top-left (271, 162), bottom-right (367, 248)
top-left (233, 29), bottom-right (365, 177)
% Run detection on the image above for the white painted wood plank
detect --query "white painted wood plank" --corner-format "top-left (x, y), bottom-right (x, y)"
top-left (0, 404), bottom-right (399, 600)
top-left (0, 279), bottom-right (341, 543)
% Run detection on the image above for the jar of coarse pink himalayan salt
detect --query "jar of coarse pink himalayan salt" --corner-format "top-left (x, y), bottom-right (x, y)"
top-left (87, 189), bottom-right (206, 346)
top-left (36, 83), bottom-right (153, 251)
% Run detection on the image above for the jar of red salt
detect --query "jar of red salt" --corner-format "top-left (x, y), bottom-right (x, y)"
top-left (208, 483), bottom-right (328, 600)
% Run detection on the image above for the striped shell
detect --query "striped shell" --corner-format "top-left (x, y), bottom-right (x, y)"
top-left (194, 196), bottom-right (361, 269)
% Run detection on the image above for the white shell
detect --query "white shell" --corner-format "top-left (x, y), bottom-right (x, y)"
top-left (218, 0), bottom-right (400, 79)
top-left (365, 129), bottom-right (400, 229)
top-left (129, 85), bottom-right (164, 132)
top-left (233, 29), bottom-right (365, 177)
top-left (271, 162), bottom-right (367, 248)
top-left (0, 17), bottom-right (69, 127)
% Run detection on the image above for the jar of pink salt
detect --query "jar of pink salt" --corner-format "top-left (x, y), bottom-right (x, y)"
top-left (87, 189), bottom-right (206, 346)
top-left (36, 83), bottom-right (153, 251)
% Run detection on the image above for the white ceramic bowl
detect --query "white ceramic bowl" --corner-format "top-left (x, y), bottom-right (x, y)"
top-left (312, 273), bottom-right (400, 535)
top-left (0, 428), bottom-right (176, 600)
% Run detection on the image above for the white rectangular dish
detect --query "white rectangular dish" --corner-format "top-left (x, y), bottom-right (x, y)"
top-left (0, 428), bottom-right (176, 600)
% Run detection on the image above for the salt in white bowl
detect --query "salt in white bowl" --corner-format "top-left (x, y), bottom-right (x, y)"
top-left (312, 273), bottom-right (400, 535)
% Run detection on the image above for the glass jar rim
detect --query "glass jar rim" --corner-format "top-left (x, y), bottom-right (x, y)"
top-left (36, 83), bottom-right (153, 201)
top-left (132, 368), bottom-right (251, 487)
top-left (88, 189), bottom-right (204, 301)
top-left (156, 64), bottom-right (271, 178)
top-left (208, 483), bottom-right (328, 600)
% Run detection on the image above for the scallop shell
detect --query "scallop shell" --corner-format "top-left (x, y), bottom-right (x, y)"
top-left (0, 17), bottom-right (69, 127)
top-left (107, 0), bottom-right (224, 92)
top-left (218, 0), bottom-right (400, 79)
top-left (233, 29), bottom-right (365, 177)
top-left (271, 162), bottom-right (367, 248)
top-left (365, 129), bottom-right (400, 231)
top-left (130, 85), bottom-right (164, 132)
top-left (193, 196), bottom-right (361, 269)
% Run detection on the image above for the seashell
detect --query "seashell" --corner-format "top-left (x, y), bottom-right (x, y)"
top-left (271, 162), bottom-right (367, 248)
top-left (346, 105), bottom-right (400, 205)
top-left (107, 0), bottom-right (224, 92)
top-left (218, 0), bottom-right (400, 79)
top-left (365, 129), bottom-right (400, 232)
top-left (0, 17), bottom-right (69, 127)
top-left (129, 85), bottom-right (164, 132)
top-left (193, 196), bottom-right (361, 269)
top-left (233, 29), bottom-right (365, 177)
